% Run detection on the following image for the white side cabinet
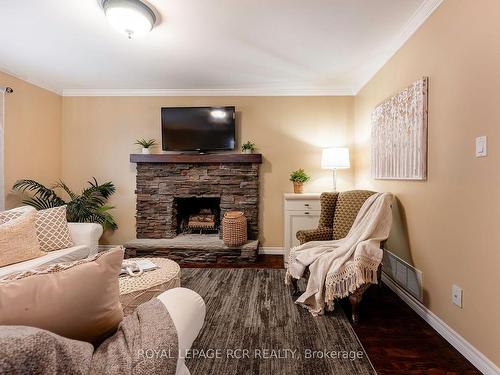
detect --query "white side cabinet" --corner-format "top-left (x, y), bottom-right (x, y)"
top-left (283, 193), bottom-right (321, 267)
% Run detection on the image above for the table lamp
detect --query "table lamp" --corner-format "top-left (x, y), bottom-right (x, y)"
top-left (321, 147), bottom-right (350, 191)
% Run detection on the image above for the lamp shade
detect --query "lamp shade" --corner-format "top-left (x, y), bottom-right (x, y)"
top-left (321, 147), bottom-right (350, 169)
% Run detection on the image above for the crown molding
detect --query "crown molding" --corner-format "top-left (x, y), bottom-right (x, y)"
top-left (22, 79), bottom-right (62, 96)
top-left (13, 0), bottom-right (442, 98)
top-left (62, 87), bottom-right (355, 97)
top-left (0, 67), bottom-right (62, 95)
top-left (353, 0), bottom-right (444, 94)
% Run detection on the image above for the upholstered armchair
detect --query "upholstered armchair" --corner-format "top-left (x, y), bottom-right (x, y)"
top-left (293, 190), bottom-right (379, 323)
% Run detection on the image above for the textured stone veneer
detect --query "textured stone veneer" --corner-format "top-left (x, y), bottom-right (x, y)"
top-left (135, 162), bottom-right (259, 239)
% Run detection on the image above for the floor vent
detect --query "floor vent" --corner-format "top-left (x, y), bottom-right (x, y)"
top-left (382, 249), bottom-right (423, 302)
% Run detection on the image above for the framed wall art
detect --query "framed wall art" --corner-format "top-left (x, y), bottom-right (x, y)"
top-left (371, 77), bottom-right (428, 180)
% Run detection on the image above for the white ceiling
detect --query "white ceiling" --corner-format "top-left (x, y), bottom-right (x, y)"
top-left (0, 0), bottom-right (442, 96)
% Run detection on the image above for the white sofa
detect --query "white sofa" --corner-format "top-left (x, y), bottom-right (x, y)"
top-left (0, 221), bottom-right (205, 375)
top-left (157, 287), bottom-right (206, 375)
top-left (0, 222), bottom-right (103, 278)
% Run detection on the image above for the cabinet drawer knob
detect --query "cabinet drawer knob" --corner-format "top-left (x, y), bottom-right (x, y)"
top-left (304, 211), bottom-right (310, 215)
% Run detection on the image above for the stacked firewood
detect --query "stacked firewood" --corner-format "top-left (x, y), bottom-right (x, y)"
top-left (187, 209), bottom-right (216, 230)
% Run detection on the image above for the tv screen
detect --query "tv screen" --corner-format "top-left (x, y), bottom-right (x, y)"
top-left (161, 107), bottom-right (235, 151)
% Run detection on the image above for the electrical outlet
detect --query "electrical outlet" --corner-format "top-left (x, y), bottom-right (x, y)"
top-left (452, 284), bottom-right (463, 308)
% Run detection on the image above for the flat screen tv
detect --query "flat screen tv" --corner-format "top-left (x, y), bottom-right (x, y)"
top-left (161, 106), bottom-right (236, 151)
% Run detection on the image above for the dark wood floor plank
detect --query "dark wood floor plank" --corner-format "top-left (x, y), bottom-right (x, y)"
top-left (340, 284), bottom-right (481, 375)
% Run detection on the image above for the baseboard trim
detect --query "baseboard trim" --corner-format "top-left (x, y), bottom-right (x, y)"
top-left (382, 272), bottom-right (499, 375)
top-left (259, 247), bottom-right (284, 255)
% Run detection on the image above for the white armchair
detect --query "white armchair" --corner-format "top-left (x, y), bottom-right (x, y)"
top-left (68, 223), bottom-right (103, 256)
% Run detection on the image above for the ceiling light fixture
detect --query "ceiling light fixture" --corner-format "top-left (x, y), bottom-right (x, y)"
top-left (101, 0), bottom-right (156, 39)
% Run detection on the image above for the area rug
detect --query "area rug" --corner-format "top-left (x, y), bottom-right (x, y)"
top-left (181, 268), bottom-right (376, 375)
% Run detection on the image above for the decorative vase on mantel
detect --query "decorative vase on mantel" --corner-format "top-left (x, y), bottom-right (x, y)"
top-left (293, 182), bottom-right (304, 194)
top-left (135, 138), bottom-right (157, 155)
top-left (241, 141), bottom-right (256, 155)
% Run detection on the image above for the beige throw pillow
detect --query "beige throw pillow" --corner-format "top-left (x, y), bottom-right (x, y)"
top-left (0, 206), bottom-right (74, 252)
top-left (0, 207), bottom-right (44, 267)
top-left (0, 247), bottom-right (125, 344)
top-left (34, 206), bottom-right (74, 251)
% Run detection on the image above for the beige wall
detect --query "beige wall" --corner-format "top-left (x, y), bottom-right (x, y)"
top-left (61, 96), bottom-right (354, 246)
top-left (8, 0), bottom-right (500, 364)
top-left (354, 0), bottom-right (500, 366)
top-left (0, 71), bottom-right (62, 208)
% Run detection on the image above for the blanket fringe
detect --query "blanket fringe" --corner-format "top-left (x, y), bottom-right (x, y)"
top-left (325, 256), bottom-right (379, 302)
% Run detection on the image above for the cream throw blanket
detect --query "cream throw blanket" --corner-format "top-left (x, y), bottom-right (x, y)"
top-left (286, 192), bottom-right (393, 316)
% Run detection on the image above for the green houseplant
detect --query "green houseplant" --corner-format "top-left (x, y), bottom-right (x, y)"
top-left (13, 178), bottom-right (118, 230)
top-left (241, 141), bottom-right (256, 154)
top-left (135, 138), bottom-right (157, 154)
top-left (289, 169), bottom-right (311, 194)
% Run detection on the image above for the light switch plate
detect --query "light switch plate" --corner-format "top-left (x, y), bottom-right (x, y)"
top-left (476, 136), bottom-right (487, 157)
top-left (452, 284), bottom-right (463, 308)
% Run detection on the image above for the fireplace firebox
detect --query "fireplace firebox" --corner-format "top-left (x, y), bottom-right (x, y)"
top-left (174, 197), bottom-right (221, 234)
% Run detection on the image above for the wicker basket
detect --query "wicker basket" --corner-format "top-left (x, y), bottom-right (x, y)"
top-left (222, 211), bottom-right (247, 247)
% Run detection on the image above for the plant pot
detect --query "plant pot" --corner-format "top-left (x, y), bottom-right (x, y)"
top-left (242, 149), bottom-right (253, 154)
top-left (293, 182), bottom-right (304, 194)
top-left (142, 147), bottom-right (150, 154)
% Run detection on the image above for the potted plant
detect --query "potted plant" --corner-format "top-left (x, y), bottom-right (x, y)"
top-left (13, 178), bottom-right (118, 230)
top-left (241, 141), bottom-right (256, 154)
top-left (289, 169), bottom-right (310, 194)
top-left (135, 138), bottom-right (157, 154)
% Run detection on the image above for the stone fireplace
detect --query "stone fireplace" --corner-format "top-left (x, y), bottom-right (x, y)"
top-left (127, 153), bottom-right (262, 264)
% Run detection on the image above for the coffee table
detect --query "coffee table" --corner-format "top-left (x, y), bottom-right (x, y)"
top-left (119, 257), bottom-right (181, 315)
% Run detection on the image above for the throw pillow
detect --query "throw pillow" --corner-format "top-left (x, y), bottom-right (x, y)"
top-left (0, 206), bottom-right (74, 252)
top-left (0, 205), bottom-right (32, 224)
top-left (34, 206), bottom-right (74, 251)
top-left (0, 247), bottom-right (125, 344)
top-left (0, 206), bottom-right (44, 267)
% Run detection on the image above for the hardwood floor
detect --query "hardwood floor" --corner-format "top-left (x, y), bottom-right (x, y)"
top-left (181, 254), bottom-right (481, 374)
top-left (340, 284), bottom-right (480, 375)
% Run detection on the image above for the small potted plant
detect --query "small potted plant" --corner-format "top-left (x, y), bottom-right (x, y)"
top-left (241, 141), bottom-right (256, 154)
top-left (289, 169), bottom-right (310, 194)
top-left (135, 138), bottom-right (157, 154)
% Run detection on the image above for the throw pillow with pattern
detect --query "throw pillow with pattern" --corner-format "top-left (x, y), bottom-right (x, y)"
top-left (0, 206), bottom-right (74, 252)
top-left (34, 206), bottom-right (74, 252)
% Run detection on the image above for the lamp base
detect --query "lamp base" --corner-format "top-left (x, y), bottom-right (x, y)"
top-left (332, 169), bottom-right (337, 192)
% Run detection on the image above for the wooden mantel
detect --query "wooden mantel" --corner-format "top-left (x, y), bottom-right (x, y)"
top-left (130, 153), bottom-right (262, 164)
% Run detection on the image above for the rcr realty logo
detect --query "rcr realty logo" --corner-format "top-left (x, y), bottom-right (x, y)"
top-left (138, 348), bottom-right (364, 361)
